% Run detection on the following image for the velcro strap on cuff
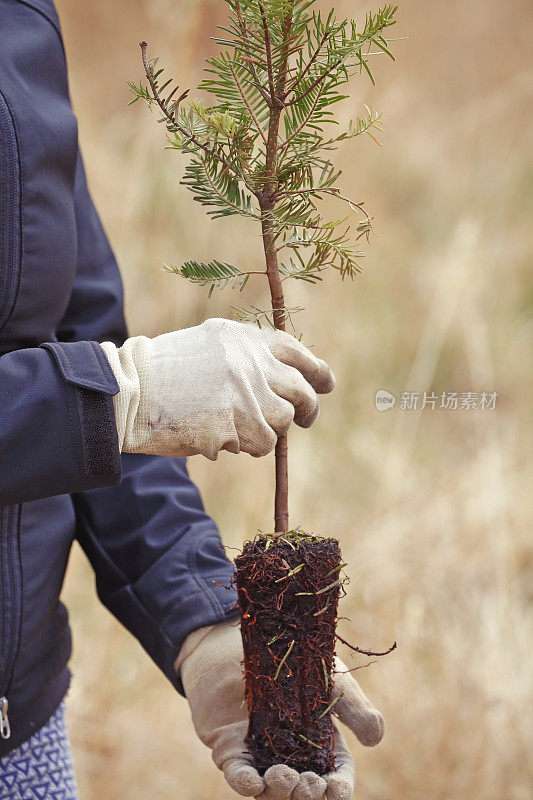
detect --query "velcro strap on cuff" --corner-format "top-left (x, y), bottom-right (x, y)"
top-left (40, 341), bottom-right (119, 394)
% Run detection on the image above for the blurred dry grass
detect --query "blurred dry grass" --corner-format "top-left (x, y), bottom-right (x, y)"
top-left (53, 0), bottom-right (533, 797)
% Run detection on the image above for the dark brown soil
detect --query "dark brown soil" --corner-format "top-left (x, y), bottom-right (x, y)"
top-left (235, 531), bottom-right (342, 775)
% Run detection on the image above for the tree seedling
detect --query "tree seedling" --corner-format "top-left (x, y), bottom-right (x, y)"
top-left (130, 0), bottom-right (397, 775)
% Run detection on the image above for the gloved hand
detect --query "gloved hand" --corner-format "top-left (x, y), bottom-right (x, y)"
top-left (100, 318), bottom-right (335, 460)
top-left (177, 621), bottom-right (384, 800)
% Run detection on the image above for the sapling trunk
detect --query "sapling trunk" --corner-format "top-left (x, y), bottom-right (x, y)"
top-left (259, 33), bottom-right (289, 533)
top-left (132, 0), bottom-right (398, 777)
top-left (259, 174), bottom-right (289, 534)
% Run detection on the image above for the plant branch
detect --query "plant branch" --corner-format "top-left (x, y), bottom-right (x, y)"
top-left (140, 41), bottom-right (240, 179)
top-left (326, 191), bottom-right (371, 220)
top-left (258, 4), bottom-right (277, 103)
top-left (275, 3), bottom-right (295, 97)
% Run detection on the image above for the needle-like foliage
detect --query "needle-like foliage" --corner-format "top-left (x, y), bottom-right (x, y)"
top-left (129, 0), bottom-right (397, 312)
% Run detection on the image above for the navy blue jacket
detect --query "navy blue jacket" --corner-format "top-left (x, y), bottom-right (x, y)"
top-left (0, 0), bottom-right (238, 755)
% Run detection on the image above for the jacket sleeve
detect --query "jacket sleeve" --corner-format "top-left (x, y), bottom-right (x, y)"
top-left (59, 153), bottom-right (238, 691)
top-left (0, 339), bottom-right (121, 506)
top-left (72, 455), bottom-right (239, 691)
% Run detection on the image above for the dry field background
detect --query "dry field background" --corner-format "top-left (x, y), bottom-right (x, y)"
top-left (53, 0), bottom-right (532, 798)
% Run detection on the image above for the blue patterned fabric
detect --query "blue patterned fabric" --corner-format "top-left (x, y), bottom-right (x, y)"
top-left (0, 703), bottom-right (78, 800)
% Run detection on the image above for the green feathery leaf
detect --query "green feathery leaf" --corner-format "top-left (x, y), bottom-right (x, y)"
top-left (164, 260), bottom-right (257, 296)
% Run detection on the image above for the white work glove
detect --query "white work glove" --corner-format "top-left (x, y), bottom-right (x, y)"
top-left (100, 318), bottom-right (335, 460)
top-left (177, 621), bottom-right (384, 800)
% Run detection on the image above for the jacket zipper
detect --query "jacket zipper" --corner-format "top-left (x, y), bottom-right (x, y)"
top-left (0, 506), bottom-right (23, 740)
top-left (0, 698), bottom-right (10, 740)
top-left (0, 89), bottom-right (22, 333)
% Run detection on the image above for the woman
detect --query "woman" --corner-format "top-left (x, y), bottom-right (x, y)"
top-left (0, 1), bottom-right (384, 798)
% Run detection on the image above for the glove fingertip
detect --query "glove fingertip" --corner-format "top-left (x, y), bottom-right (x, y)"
top-left (340, 707), bottom-right (385, 747)
top-left (263, 763), bottom-right (300, 796)
top-left (325, 776), bottom-right (355, 800)
top-left (359, 709), bottom-right (385, 747)
top-left (319, 365), bottom-right (336, 394)
top-left (294, 401), bottom-right (320, 429)
top-left (293, 772), bottom-right (327, 800)
top-left (224, 762), bottom-right (265, 796)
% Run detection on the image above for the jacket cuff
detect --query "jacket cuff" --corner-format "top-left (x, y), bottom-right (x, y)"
top-left (41, 341), bottom-right (121, 486)
top-left (41, 340), bottom-right (119, 393)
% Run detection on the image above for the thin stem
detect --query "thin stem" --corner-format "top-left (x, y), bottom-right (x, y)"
top-left (325, 191), bottom-right (371, 220)
top-left (259, 192), bottom-right (289, 532)
top-left (259, 4), bottom-right (276, 102)
top-left (275, 6), bottom-right (295, 97)
top-left (256, 3), bottom-right (296, 534)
